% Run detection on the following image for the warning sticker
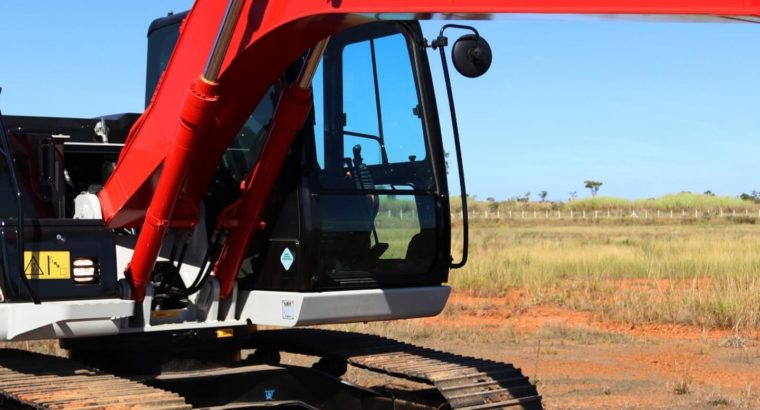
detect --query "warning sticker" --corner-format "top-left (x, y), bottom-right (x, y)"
top-left (282, 300), bottom-right (295, 320)
top-left (280, 248), bottom-right (294, 271)
top-left (24, 251), bottom-right (70, 280)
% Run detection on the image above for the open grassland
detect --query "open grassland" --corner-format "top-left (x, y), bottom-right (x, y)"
top-left (449, 222), bottom-right (760, 331)
top-left (453, 192), bottom-right (759, 213)
top-left (563, 192), bottom-right (753, 211)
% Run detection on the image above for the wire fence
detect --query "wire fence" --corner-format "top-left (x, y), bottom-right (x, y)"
top-left (379, 207), bottom-right (760, 220)
top-left (450, 208), bottom-right (760, 220)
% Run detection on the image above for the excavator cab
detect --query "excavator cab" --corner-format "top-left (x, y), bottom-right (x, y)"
top-left (243, 22), bottom-right (450, 292)
top-left (147, 16), bottom-right (452, 296)
top-left (309, 22), bottom-right (444, 289)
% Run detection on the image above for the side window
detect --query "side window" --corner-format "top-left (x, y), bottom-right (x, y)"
top-left (313, 64), bottom-right (325, 168)
top-left (313, 23), bottom-right (434, 192)
top-left (373, 34), bottom-right (426, 163)
top-left (221, 86), bottom-right (277, 183)
top-left (341, 34), bottom-right (426, 166)
top-left (343, 42), bottom-right (380, 139)
top-left (145, 23), bottom-right (181, 107)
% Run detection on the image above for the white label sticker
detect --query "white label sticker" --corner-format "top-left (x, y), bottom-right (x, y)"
top-left (282, 300), bottom-right (295, 320)
top-left (280, 248), bottom-right (294, 271)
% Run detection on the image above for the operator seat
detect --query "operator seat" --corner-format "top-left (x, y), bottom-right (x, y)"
top-left (350, 144), bottom-right (379, 221)
top-left (318, 145), bottom-right (383, 275)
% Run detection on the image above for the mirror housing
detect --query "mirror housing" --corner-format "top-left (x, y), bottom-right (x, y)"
top-left (451, 34), bottom-right (492, 78)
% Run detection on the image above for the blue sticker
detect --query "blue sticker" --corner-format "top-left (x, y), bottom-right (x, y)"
top-left (280, 248), bottom-right (294, 271)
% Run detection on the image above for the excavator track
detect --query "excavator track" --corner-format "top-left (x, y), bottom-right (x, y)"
top-left (0, 349), bottom-right (190, 410)
top-left (249, 329), bottom-right (542, 410)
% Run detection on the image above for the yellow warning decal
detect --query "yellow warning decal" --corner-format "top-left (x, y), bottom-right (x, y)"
top-left (24, 251), bottom-right (70, 280)
top-left (216, 328), bottom-right (234, 338)
top-left (151, 310), bottom-right (181, 319)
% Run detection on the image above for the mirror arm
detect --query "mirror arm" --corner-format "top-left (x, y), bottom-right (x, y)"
top-left (433, 24), bottom-right (481, 48)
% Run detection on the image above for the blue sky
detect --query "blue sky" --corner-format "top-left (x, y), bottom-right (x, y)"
top-left (427, 17), bottom-right (760, 201)
top-left (0, 2), bottom-right (757, 201)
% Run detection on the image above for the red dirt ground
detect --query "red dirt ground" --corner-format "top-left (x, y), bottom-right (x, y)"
top-left (339, 289), bottom-right (760, 409)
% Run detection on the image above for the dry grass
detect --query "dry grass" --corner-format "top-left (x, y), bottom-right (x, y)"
top-left (566, 193), bottom-right (752, 211)
top-left (453, 192), bottom-right (758, 213)
top-left (537, 323), bottom-right (635, 345)
top-left (449, 223), bottom-right (760, 331)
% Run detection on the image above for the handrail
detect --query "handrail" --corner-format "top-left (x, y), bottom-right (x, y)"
top-left (0, 105), bottom-right (40, 303)
top-left (432, 25), bottom-right (477, 269)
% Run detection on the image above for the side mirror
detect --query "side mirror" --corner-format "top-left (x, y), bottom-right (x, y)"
top-left (451, 34), bottom-right (492, 78)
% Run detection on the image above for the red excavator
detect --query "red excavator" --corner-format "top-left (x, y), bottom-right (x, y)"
top-left (0, 1), bottom-right (756, 408)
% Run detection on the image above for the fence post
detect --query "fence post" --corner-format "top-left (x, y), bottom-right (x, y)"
top-left (546, 210), bottom-right (549, 219)
top-left (400, 208), bottom-right (404, 219)
top-left (670, 209), bottom-right (673, 218)
top-left (558, 210), bottom-right (561, 219)
top-left (534, 210), bottom-right (537, 219)
top-left (497, 209), bottom-right (500, 218)
top-left (645, 209), bottom-right (648, 218)
top-left (657, 209), bottom-right (660, 218)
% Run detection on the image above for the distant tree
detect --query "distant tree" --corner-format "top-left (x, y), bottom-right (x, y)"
top-left (486, 197), bottom-right (499, 211)
top-left (523, 192), bottom-right (531, 202)
top-left (584, 180), bottom-right (603, 197)
top-left (539, 191), bottom-right (548, 202)
top-left (568, 191), bottom-right (577, 201)
top-left (703, 190), bottom-right (715, 196)
top-left (740, 192), bottom-right (760, 203)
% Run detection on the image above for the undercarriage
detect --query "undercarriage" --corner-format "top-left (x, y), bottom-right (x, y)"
top-left (0, 328), bottom-right (541, 410)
